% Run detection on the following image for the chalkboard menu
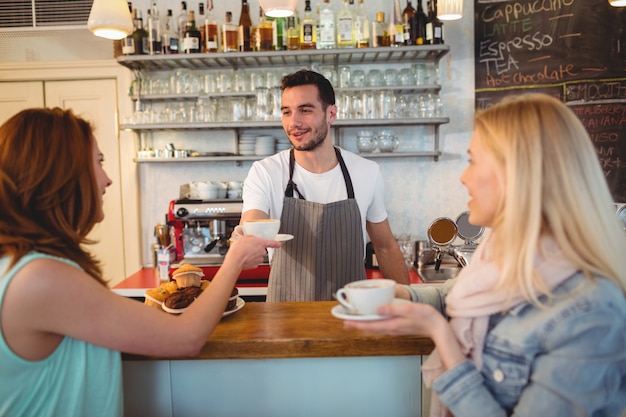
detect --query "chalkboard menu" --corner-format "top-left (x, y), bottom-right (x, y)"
top-left (475, 0), bottom-right (626, 202)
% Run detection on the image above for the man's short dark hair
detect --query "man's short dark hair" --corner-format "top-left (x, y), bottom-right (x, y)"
top-left (281, 69), bottom-right (336, 109)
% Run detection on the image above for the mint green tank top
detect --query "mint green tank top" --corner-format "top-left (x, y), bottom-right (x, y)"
top-left (0, 252), bottom-right (122, 417)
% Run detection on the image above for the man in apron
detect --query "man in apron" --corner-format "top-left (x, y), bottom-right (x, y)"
top-left (239, 69), bottom-right (409, 301)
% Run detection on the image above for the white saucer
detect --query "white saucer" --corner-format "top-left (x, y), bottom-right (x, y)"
top-left (274, 234), bottom-right (294, 242)
top-left (331, 298), bottom-right (410, 321)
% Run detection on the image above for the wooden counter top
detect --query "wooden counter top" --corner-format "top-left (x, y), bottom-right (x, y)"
top-left (123, 301), bottom-right (434, 361)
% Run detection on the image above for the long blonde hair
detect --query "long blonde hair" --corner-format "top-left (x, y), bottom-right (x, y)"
top-left (474, 93), bottom-right (626, 303)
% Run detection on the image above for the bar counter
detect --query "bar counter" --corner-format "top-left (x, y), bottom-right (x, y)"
top-left (122, 301), bottom-right (435, 417)
top-left (123, 301), bottom-right (434, 361)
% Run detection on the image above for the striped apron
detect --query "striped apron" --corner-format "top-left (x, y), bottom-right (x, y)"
top-left (266, 147), bottom-right (366, 302)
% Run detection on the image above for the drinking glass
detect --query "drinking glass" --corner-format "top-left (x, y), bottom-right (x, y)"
top-left (268, 87), bottom-right (282, 120)
top-left (351, 69), bottom-right (366, 88)
top-left (363, 91), bottom-right (379, 119)
top-left (216, 71), bottom-right (234, 93)
top-left (235, 70), bottom-right (251, 92)
top-left (384, 68), bottom-right (398, 86)
top-left (201, 72), bottom-right (217, 94)
top-left (230, 97), bottom-right (247, 121)
top-left (378, 90), bottom-right (394, 118)
top-left (396, 235), bottom-right (415, 269)
top-left (366, 69), bottom-right (383, 87)
top-left (255, 87), bottom-right (270, 121)
top-left (336, 92), bottom-right (351, 119)
top-left (349, 93), bottom-right (364, 119)
top-left (339, 66), bottom-right (351, 88)
top-left (319, 65), bottom-right (337, 85)
top-left (412, 63), bottom-right (427, 85)
top-left (399, 68), bottom-right (416, 86)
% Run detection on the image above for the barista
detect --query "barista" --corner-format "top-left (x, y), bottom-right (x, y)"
top-left (239, 69), bottom-right (409, 301)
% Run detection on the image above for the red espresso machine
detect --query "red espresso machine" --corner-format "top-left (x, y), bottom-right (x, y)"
top-left (167, 198), bottom-right (270, 287)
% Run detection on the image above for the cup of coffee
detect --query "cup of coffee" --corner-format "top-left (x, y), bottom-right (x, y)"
top-left (234, 219), bottom-right (280, 240)
top-left (335, 279), bottom-right (396, 315)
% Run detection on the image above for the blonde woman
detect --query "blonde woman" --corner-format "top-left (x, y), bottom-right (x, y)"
top-left (348, 94), bottom-right (626, 417)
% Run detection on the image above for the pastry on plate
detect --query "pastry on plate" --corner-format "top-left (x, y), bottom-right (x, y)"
top-left (172, 264), bottom-right (204, 288)
top-left (163, 286), bottom-right (204, 314)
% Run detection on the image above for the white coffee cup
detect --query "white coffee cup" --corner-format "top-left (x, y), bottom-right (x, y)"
top-left (335, 279), bottom-right (396, 315)
top-left (234, 219), bottom-right (280, 240)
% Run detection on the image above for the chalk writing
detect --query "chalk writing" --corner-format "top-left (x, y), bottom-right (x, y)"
top-left (475, 0), bottom-right (626, 201)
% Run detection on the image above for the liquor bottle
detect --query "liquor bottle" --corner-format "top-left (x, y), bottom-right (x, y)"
top-left (371, 11), bottom-right (384, 47)
top-left (222, 11), bottom-right (238, 52)
top-left (317, 0), bottom-right (336, 49)
top-left (425, 0), bottom-right (444, 44)
top-left (402, 0), bottom-right (416, 46)
top-left (115, 1), bottom-right (133, 57)
top-left (162, 9), bottom-right (179, 53)
top-left (238, 0), bottom-right (252, 52)
top-left (122, 6), bottom-right (137, 55)
top-left (182, 10), bottom-right (202, 53)
top-left (300, 0), bottom-right (316, 49)
top-left (257, 9), bottom-right (274, 51)
top-left (354, 0), bottom-right (370, 48)
top-left (415, 0), bottom-right (427, 45)
top-left (197, 2), bottom-right (206, 52)
top-left (390, 0), bottom-right (405, 47)
top-left (177, 1), bottom-right (189, 49)
top-left (286, 15), bottom-right (300, 50)
top-left (133, 9), bottom-right (149, 55)
top-left (204, 0), bottom-right (219, 52)
top-left (148, 2), bottom-right (162, 54)
top-left (268, 16), bottom-right (287, 50)
top-left (336, 0), bottom-right (354, 48)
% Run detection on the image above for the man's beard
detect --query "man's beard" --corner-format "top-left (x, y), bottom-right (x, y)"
top-left (291, 118), bottom-right (328, 152)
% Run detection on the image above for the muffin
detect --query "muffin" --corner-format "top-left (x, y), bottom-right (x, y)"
top-left (144, 286), bottom-right (170, 309)
top-left (172, 264), bottom-right (204, 288)
top-left (163, 286), bottom-right (204, 314)
top-left (226, 287), bottom-right (239, 311)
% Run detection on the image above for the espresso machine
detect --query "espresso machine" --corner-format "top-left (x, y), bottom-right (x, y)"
top-left (167, 198), bottom-right (244, 265)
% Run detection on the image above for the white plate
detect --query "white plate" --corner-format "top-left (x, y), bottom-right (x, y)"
top-left (274, 234), bottom-right (294, 242)
top-left (162, 296), bottom-right (245, 317)
top-left (331, 298), bottom-right (410, 321)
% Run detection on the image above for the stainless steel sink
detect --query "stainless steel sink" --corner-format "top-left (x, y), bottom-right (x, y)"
top-left (416, 264), bottom-right (461, 282)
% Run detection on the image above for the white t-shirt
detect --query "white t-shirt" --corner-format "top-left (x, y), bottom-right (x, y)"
top-left (242, 148), bottom-right (389, 251)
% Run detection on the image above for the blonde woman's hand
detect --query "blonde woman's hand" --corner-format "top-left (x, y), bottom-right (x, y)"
top-left (344, 301), bottom-right (446, 339)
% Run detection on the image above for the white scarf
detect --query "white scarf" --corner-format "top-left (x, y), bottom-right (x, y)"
top-left (422, 235), bottom-right (577, 417)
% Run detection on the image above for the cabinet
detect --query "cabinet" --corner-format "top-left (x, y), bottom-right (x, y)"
top-left (117, 45), bottom-right (449, 162)
top-left (0, 78), bottom-right (130, 284)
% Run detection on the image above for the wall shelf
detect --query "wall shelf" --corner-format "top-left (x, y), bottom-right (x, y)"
top-left (118, 45), bottom-right (450, 162)
top-left (117, 45), bottom-right (450, 72)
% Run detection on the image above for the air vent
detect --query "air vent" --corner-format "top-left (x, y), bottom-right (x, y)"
top-left (0, 0), bottom-right (92, 29)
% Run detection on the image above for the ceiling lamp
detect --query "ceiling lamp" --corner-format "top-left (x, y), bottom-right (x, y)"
top-left (88, 0), bottom-right (134, 40)
top-left (609, 0), bottom-right (626, 6)
top-left (438, 0), bottom-right (463, 20)
top-left (259, 0), bottom-right (299, 17)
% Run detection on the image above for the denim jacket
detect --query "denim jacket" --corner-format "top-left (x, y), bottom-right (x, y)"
top-left (411, 273), bottom-right (626, 417)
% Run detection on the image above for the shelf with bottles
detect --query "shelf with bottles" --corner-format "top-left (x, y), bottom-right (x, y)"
top-left (116, 45), bottom-right (449, 72)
